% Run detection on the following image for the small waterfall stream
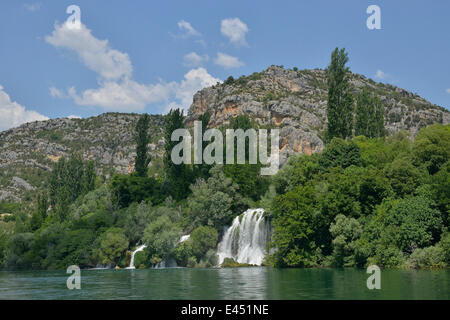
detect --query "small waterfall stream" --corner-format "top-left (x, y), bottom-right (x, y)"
top-left (126, 244), bottom-right (147, 269)
top-left (216, 208), bottom-right (270, 266)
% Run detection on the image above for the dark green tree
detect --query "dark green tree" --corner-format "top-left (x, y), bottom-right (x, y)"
top-left (135, 114), bottom-right (151, 177)
top-left (163, 109), bottom-right (192, 200)
top-left (374, 96), bottom-right (385, 138)
top-left (355, 88), bottom-right (370, 137)
top-left (326, 48), bottom-right (354, 141)
top-left (355, 89), bottom-right (385, 138)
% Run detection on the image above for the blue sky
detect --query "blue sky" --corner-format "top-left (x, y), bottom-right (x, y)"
top-left (0, 0), bottom-right (449, 131)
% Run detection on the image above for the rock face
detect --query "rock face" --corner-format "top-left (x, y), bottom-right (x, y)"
top-left (0, 66), bottom-right (448, 203)
top-left (0, 113), bottom-right (165, 202)
top-left (186, 66), bottom-right (449, 165)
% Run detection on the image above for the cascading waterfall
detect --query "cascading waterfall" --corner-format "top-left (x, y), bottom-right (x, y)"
top-left (216, 208), bottom-right (270, 266)
top-left (126, 244), bottom-right (147, 269)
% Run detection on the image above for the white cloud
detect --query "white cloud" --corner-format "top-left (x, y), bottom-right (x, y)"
top-left (214, 52), bottom-right (244, 69)
top-left (177, 20), bottom-right (201, 37)
top-left (47, 22), bottom-right (219, 113)
top-left (375, 69), bottom-right (388, 80)
top-left (220, 18), bottom-right (249, 47)
top-left (24, 3), bottom-right (41, 12)
top-left (172, 68), bottom-right (221, 111)
top-left (0, 85), bottom-right (48, 132)
top-left (446, 88), bottom-right (450, 94)
top-left (46, 22), bottom-right (132, 81)
top-left (68, 80), bottom-right (173, 112)
top-left (183, 52), bottom-right (209, 67)
top-left (67, 115), bottom-right (81, 119)
top-left (49, 86), bottom-right (65, 98)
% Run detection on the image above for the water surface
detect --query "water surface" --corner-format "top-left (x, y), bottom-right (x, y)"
top-left (0, 268), bottom-right (448, 300)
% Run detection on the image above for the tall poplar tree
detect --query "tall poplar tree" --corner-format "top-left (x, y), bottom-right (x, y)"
top-left (355, 88), bottom-right (385, 138)
top-left (355, 88), bottom-right (370, 137)
top-left (326, 48), bottom-right (354, 141)
top-left (163, 108), bottom-right (191, 200)
top-left (135, 113), bottom-right (151, 177)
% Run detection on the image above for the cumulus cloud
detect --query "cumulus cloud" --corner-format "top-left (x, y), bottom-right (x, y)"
top-left (177, 20), bottom-right (201, 37)
top-left (214, 52), bottom-right (244, 69)
top-left (67, 115), bottom-right (81, 119)
top-left (375, 69), bottom-right (388, 80)
top-left (0, 85), bottom-right (48, 132)
top-left (172, 68), bottom-right (221, 111)
top-left (49, 86), bottom-right (65, 98)
top-left (46, 22), bottom-right (132, 81)
top-left (46, 22), bottom-right (219, 112)
top-left (183, 52), bottom-right (209, 67)
top-left (220, 18), bottom-right (249, 46)
top-left (67, 80), bottom-right (173, 112)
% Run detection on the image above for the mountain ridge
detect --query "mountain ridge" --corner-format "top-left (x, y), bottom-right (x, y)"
top-left (1, 65), bottom-right (449, 204)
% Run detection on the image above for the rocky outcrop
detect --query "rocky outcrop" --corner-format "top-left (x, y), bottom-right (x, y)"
top-left (186, 66), bottom-right (449, 165)
top-left (0, 66), bottom-right (448, 203)
top-left (0, 113), bottom-right (165, 202)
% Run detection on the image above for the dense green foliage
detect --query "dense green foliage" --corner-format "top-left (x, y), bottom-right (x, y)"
top-left (269, 124), bottom-right (449, 268)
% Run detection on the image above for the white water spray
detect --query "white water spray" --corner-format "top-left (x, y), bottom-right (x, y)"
top-left (126, 244), bottom-right (147, 269)
top-left (216, 208), bottom-right (270, 266)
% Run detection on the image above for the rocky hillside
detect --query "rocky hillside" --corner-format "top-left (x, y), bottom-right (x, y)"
top-left (0, 113), bottom-right (165, 203)
top-left (1, 66), bottom-right (448, 204)
top-left (186, 66), bottom-right (449, 165)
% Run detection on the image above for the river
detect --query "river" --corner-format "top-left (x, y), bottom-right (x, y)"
top-left (0, 268), bottom-right (448, 300)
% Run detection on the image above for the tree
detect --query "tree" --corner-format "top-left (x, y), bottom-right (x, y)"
top-left (271, 185), bottom-right (317, 267)
top-left (355, 88), bottom-right (385, 138)
top-left (186, 166), bottom-right (245, 230)
top-left (94, 228), bottom-right (128, 266)
top-left (384, 157), bottom-right (421, 197)
top-left (326, 48), bottom-right (354, 141)
top-left (49, 155), bottom-right (96, 220)
top-left (318, 138), bottom-right (362, 170)
top-left (374, 96), bottom-right (385, 138)
top-left (190, 226), bottom-right (218, 260)
top-left (163, 109), bottom-right (192, 200)
top-left (355, 88), bottom-right (370, 137)
top-left (143, 215), bottom-right (182, 261)
top-left (330, 214), bottom-right (362, 267)
top-left (193, 111), bottom-right (212, 181)
top-left (413, 124), bottom-right (450, 175)
top-left (135, 113), bottom-right (151, 177)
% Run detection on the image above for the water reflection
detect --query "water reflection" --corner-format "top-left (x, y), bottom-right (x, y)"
top-left (0, 268), bottom-right (448, 300)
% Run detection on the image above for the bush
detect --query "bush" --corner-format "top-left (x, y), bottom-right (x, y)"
top-left (190, 226), bottom-right (218, 260)
top-left (329, 214), bottom-right (362, 267)
top-left (173, 241), bottom-right (194, 267)
top-left (187, 256), bottom-right (197, 268)
top-left (409, 246), bottom-right (446, 268)
top-left (93, 228), bottom-right (128, 266)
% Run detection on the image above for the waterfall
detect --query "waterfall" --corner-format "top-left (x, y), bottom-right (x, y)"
top-left (178, 234), bottom-right (190, 243)
top-left (126, 244), bottom-right (147, 269)
top-left (216, 208), bottom-right (270, 266)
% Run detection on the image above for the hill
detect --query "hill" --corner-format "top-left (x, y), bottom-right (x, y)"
top-left (1, 65), bottom-right (448, 203)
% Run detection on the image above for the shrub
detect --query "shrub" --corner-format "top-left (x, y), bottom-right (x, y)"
top-left (190, 226), bottom-right (218, 260)
top-left (409, 246), bottom-right (446, 268)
